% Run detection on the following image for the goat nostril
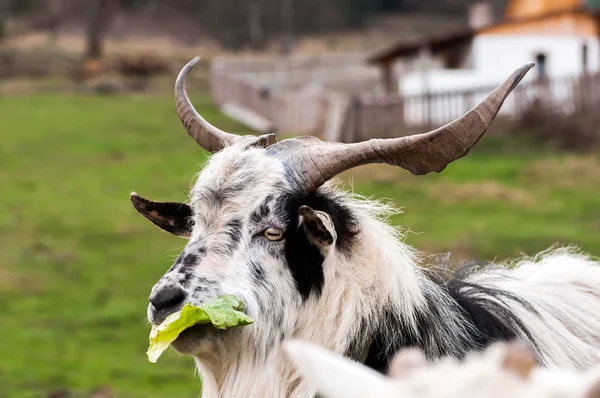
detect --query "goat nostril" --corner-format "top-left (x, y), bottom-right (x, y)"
top-left (149, 286), bottom-right (186, 312)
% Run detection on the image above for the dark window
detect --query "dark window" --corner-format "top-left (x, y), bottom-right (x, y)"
top-left (535, 53), bottom-right (547, 80)
top-left (582, 43), bottom-right (589, 74)
top-left (442, 50), bottom-right (462, 69)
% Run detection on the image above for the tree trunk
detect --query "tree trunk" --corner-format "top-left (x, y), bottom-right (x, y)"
top-left (0, 0), bottom-right (9, 41)
top-left (248, 0), bottom-right (264, 49)
top-left (281, 0), bottom-right (293, 56)
top-left (47, 0), bottom-right (63, 44)
top-left (85, 0), bottom-right (119, 59)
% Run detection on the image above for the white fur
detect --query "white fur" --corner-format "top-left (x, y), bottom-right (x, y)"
top-left (145, 142), bottom-right (600, 398)
top-left (284, 340), bottom-right (389, 398)
top-left (464, 247), bottom-right (600, 369)
top-left (283, 340), bottom-right (600, 398)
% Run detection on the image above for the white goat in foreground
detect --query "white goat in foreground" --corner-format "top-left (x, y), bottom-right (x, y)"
top-left (129, 57), bottom-right (600, 398)
top-left (285, 340), bottom-right (600, 398)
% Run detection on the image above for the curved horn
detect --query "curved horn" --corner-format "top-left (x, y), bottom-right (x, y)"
top-left (175, 56), bottom-right (277, 153)
top-left (267, 63), bottom-right (534, 193)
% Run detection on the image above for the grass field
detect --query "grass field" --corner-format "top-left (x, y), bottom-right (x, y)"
top-left (1, 92), bottom-right (599, 398)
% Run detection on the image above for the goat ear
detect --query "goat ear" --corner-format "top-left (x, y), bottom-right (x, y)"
top-left (283, 339), bottom-right (389, 398)
top-left (130, 192), bottom-right (192, 238)
top-left (299, 206), bottom-right (336, 248)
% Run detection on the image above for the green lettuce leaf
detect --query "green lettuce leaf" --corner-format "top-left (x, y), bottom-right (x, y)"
top-left (147, 295), bottom-right (253, 363)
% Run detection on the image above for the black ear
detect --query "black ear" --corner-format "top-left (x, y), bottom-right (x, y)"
top-left (130, 192), bottom-right (192, 238)
top-left (299, 205), bottom-right (336, 248)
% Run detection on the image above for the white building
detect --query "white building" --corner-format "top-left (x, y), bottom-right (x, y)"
top-left (368, 0), bottom-right (600, 126)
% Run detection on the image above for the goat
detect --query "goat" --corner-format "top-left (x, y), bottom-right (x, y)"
top-left (284, 339), bottom-right (600, 398)
top-left (130, 57), bottom-right (600, 398)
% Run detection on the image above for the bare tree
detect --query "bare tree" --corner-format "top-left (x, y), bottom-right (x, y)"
top-left (47, 0), bottom-right (64, 43)
top-left (0, 0), bottom-right (9, 40)
top-left (85, 0), bottom-right (120, 59)
top-left (281, 0), bottom-right (293, 55)
top-left (248, 0), bottom-right (264, 49)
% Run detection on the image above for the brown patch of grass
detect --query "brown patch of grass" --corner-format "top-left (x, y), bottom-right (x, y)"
top-left (0, 78), bottom-right (76, 95)
top-left (45, 387), bottom-right (114, 398)
top-left (524, 156), bottom-right (600, 189)
top-left (428, 180), bottom-right (534, 205)
top-left (0, 266), bottom-right (43, 293)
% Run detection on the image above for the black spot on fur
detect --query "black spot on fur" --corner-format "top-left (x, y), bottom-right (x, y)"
top-left (194, 285), bottom-right (205, 294)
top-left (200, 182), bottom-right (253, 209)
top-left (250, 196), bottom-right (272, 224)
top-left (249, 260), bottom-right (266, 283)
top-left (181, 253), bottom-right (199, 268)
top-left (178, 270), bottom-right (195, 288)
top-left (278, 189), bottom-right (359, 301)
top-left (168, 242), bottom-right (205, 274)
top-left (222, 218), bottom-right (243, 254)
top-left (196, 277), bottom-right (217, 287)
top-left (192, 277), bottom-right (219, 298)
top-left (361, 263), bottom-right (538, 374)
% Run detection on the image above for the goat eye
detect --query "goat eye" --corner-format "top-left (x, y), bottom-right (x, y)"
top-left (263, 228), bottom-right (284, 241)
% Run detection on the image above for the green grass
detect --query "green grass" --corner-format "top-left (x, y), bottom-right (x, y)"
top-left (1, 92), bottom-right (599, 397)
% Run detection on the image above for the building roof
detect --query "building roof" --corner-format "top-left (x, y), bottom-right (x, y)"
top-left (366, 29), bottom-right (476, 65)
top-left (367, 4), bottom-right (600, 66)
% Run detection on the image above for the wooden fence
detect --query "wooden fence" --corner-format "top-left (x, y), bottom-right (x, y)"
top-left (342, 73), bottom-right (600, 142)
top-left (210, 71), bottom-right (329, 135)
top-left (210, 58), bottom-right (600, 143)
top-left (209, 53), bottom-right (381, 136)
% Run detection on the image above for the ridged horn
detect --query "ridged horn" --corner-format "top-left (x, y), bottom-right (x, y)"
top-left (175, 56), bottom-right (277, 153)
top-left (266, 63), bottom-right (534, 193)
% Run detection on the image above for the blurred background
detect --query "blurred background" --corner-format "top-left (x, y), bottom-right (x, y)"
top-left (1, 0), bottom-right (599, 397)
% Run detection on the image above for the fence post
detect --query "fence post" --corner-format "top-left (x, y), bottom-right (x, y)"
top-left (338, 95), bottom-right (358, 143)
top-left (426, 91), bottom-right (432, 128)
top-left (581, 73), bottom-right (592, 112)
top-left (513, 86), bottom-right (522, 119)
top-left (352, 94), bottom-right (362, 143)
top-left (464, 90), bottom-right (473, 116)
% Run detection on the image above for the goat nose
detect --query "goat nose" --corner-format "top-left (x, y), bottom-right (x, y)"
top-left (149, 286), bottom-right (186, 312)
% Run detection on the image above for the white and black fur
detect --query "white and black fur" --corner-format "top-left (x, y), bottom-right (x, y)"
top-left (135, 141), bottom-right (600, 398)
top-left (283, 340), bottom-right (600, 398)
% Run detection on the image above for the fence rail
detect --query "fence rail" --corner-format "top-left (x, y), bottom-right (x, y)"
top-left (210, 72), bottom-right (328, 135)
top-left (343, 73), bottom-right (600, 142)
top-left (209, 52), bottom-right (380, 137)
top-left (210, 61), bottom-right (600, 143)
